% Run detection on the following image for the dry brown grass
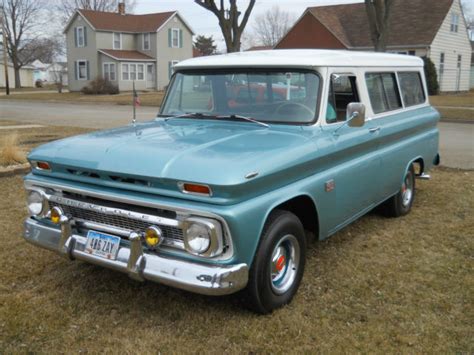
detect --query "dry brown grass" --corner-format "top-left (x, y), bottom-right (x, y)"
top-left (0, 91), bottom-right (164, 107)
top-left (437, 107), bottom-right (474, 121)
top-left (0, 167), bottom-right (473, 353)
top-left (0, 134), bottom-right (26, 166)
top-left (430, 90), bottom-right (474, 108)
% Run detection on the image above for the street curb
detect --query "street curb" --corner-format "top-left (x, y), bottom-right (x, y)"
top-left (0, 163), bottom-right (30, 177)
top-left (440, 119), bottom-right (474, 124)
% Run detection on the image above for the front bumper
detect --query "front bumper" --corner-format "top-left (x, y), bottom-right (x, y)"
top-left (24, 218), bottom-right (248, 296)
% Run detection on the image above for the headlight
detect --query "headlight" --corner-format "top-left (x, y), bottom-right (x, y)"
top-left (27, 190), bottom-right (45, 216)
top-left (183, 218), bottom-right (224, 257)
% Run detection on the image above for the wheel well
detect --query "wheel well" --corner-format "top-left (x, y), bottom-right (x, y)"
top-left (412, 158), bottom-right (425, 176)
top-left (274, 195), bottom-right (319, 240)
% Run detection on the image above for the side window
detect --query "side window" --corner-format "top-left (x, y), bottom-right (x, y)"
top-left (365, 73), bottom-right (402, 114)
top-left (326, 74), bottom-right (359, 123)
top-left (398, 72), bottom-right (426, 107)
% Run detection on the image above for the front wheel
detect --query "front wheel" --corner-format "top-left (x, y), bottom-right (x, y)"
top-left (245, 210), bottom-right (306, 314)
top-left (382, 164), bottom-right (416, 217)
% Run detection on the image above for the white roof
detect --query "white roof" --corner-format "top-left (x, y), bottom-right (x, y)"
top-left (175, 49), bottom-right (424, 70)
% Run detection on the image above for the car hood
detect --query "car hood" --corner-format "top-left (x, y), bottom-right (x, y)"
top-left (29, 119), bottom-right (319, 203)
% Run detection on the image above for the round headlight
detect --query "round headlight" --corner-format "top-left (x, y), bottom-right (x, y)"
top-left (144, 226), bottom-right (163, 249)
top-left (27, 190), bottom-right (44, 216)
top-left (184, 223), bottom-right (211, 254)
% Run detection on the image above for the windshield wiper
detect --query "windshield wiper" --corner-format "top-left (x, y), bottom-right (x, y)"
top-left (162, 112), bottom-right (217, 121)
top-left (217, 114), bottom-right (269, 128)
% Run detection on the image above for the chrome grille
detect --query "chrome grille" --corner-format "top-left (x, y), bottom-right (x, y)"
top-left (48, 201), bottom-right (184, 242)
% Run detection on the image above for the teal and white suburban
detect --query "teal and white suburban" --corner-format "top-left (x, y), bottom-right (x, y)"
top-left (24, 50), bottom-right (440, 313)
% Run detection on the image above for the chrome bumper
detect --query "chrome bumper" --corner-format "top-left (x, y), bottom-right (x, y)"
top-left (24, 218), bottom-right (248, 296)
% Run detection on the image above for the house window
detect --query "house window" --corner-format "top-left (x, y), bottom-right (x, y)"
top-left (76, 27), bottom-right (85, 47)
top-left (77, 60), bottom-right (88, 80)
top-left (137, 64), bottom-right (144, 80)
top-left (171, 28), bottom-right (180, 48)
top-left (457, 54), bottom-right (462, 68)
top-left (169, 60), bottom-right (179, 79)
top-left (143, 33), bottom-right (150, 50)
top-left (398, 72), bottom-right (426, 107)
top-left (103, 63), bottom-right (116, 81)
top-left (408, 50), bottom-right (416, 56)
top-left (122, 64), bottom-right (129, 81)
top-left (113, 33), bottom-right (122, 49)
top-left (122, 63), bottom-right (145, 81)
top-left (450, 13), bottom-right (459, 32)
top-left (439, 52), bottom-right (445, 85)
top-left (365, 72), bottom-right (402, 114)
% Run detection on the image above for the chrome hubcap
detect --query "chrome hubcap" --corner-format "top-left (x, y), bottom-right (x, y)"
top-left (402, 171), bottom-right (413, 207)
top-left (270, 234), bottom-right (300, 295)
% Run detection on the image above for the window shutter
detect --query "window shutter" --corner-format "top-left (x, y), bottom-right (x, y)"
top-left (74, 61), bottom-right (78, 80)
top-left (168, 61), bottom-right (172, 79)
top-left (179, 29), bottom-right (183, 48)
top-left (168, 29), bottom-right (172, 47)
top-left (83, 26), bottom-right (87, 46)
top-left (86, 61), bottom-right (90, 80)
top-left (74, 28), bottom-right (78, 47)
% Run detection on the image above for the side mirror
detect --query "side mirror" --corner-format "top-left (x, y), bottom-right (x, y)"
top-left (346, 102), bottom-right (366, 127)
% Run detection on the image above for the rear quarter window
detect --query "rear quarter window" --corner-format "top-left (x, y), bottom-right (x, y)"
top-left (398, 72), bottom-right (426, 107)
top-left (365, 73), bottom-right (402, 114)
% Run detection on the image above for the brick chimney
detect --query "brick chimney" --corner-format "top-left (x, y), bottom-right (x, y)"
top-left (118, 2), bottom-right (125, 15)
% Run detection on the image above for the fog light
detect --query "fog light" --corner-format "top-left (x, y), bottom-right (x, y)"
top-left (144, 226), bottom-right (163, 249)
top-left (184, 223), bottom-right (211, 254)
top-left (27, 190), bottom-right (45, 216)
top-left (50, 207), bottom-right (63, 224)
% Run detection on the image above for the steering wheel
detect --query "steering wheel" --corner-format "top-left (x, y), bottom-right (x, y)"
top-left (274, 102), bottom-right (315, 117)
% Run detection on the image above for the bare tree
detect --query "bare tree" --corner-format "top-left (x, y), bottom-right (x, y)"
top-left (195, 0), bottom-right (256, 53)
top-left (364, 0), bottom-right (393, 52)
top-left (1, 0), bottom-right (46, 88)
top-left (461, 0), bottom-right (473, 40)
top-left (252, 6), bottom-right (296, 48)
top-left (58, 0), bottom-right (136, 23)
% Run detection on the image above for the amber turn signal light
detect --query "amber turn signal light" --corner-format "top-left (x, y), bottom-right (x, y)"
top-left (36, 161), bottom-right (51, 170)
top-left (50, 207), bottom-right (63, 224)
top-left (179, 183), bottom-right (212, 196)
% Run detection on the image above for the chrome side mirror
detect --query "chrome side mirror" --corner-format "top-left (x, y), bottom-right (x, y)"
top-left (347, 102), bottom-right (366, 127)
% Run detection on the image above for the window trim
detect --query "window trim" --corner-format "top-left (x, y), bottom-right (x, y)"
top-left (160, 68), bottom-right (323, 126)
top-left (76, 27), bottom-right (85, 48)
top-left (171, 28), bottom-right (180, 48)
top-left (103, 62), bottom-right (116, 81)
top-left (397, 71), bottom-right (427, 108)
top-left (325, 72), bottom-right (360, 125)
top-left (113, 32), bottom-right (122, 50)
top-left (450, 13), bottom-right (459, 33)
top-left (121, 63), bottom-right (146, 81)
top-left (143, 33), bottom-right (150, 50)
top-left (365, 72), bottom-right (403, 115)
top-left (77, 59), bottom-right (88, 81)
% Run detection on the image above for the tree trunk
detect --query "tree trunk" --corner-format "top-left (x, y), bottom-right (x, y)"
top-left (13, 66), bottom-right (21, 88)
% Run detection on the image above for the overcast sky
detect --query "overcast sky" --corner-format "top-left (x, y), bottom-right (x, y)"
top-left (134, 0), bottom-right (364, 49)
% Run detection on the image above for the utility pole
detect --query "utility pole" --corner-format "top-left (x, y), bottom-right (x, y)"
top-left (0, 5), bottom-right (10, 95)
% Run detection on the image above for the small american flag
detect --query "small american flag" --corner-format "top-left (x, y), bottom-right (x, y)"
top-left (133, 81), bottom-right (141, 107)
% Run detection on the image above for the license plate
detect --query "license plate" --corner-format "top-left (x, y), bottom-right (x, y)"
top-left (85, 231), bottom-right (121, 260)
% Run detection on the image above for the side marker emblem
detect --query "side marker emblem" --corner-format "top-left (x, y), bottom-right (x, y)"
top-left (325, 179), bottom-right (335, 192)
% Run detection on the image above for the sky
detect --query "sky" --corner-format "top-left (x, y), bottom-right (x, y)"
top-left (133, 0), bottom-right (364, 50)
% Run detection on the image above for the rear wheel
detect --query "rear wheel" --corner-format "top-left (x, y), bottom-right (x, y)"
top-left (382, 164), bottom-right (416, 217)
top-left (245, 210), bottom-right (306, 314)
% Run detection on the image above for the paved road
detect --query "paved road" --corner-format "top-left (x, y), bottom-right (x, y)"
top-left (1, 100), bottom-right (472, 169)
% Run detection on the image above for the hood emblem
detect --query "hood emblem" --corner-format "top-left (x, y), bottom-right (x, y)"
top-left (245, 172), bottom-right (259, 179)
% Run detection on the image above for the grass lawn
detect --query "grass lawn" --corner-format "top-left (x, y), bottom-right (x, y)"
top-left (0, 124), bottom-right (472, 352)
top-left (429, 91), bottom-right (474, 108)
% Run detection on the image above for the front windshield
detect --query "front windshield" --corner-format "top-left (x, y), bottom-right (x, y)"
top-left (160, 69), bottom-right (320, 124)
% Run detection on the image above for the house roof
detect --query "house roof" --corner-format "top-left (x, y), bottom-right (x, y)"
top-left (78, 9), bottom-right (175, 32)
top-left (304, 0), bottom-right (454, 48)
top-left (175, 49), bottom-right (424, 70)
top-left (99, 49), bottom-right (155, 61)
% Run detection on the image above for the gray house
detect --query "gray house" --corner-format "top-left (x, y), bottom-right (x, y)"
top-left (64, 3), bottom-right (194, 91)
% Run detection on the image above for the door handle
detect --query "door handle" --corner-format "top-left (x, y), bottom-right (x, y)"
top-left (369, 127), bottom-right (381, 133)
